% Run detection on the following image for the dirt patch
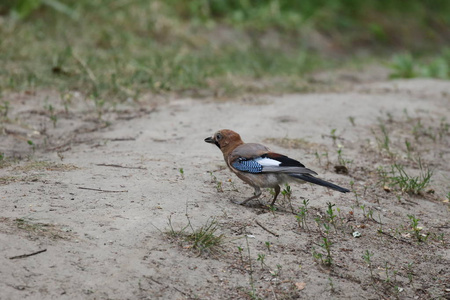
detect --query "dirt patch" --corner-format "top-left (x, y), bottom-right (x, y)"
top-left (0, 78), bottom-right (449, 299)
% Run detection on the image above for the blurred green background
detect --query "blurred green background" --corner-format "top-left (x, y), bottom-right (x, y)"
top-left (1, 0), bottom-right (449, 100)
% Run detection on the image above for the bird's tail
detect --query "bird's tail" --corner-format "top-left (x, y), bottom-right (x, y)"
top-left (290, 174), bottom-right (350, 193)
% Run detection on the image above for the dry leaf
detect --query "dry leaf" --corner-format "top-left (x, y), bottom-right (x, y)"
top-left (295, 282), bottom-right (306, 290)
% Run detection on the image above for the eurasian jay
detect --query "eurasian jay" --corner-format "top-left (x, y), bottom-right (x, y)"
top-left (205, 129), bottom-right (350, 206)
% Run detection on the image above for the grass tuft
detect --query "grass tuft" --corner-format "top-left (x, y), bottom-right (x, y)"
top-left (388, 164), bottom-right (433, 195)
top-left (167, 215), bottom-right (226, 256)
top-left (378, 161), bottom-right (433, 195)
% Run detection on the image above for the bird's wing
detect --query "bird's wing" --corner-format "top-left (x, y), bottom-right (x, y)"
top-left (230, 143), bottom-right (271, 158)
top-left (230, 147), bottom-right (318, 175)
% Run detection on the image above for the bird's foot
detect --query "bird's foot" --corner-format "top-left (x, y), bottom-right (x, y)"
top-left (231, 198), bottom-right (254, 206)
top-left (231, 198), bottom-right (265, 208)
top-left (266, 202), bottom-right (278, 210)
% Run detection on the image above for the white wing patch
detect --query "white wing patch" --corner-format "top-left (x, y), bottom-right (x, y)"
top-left (255, 157), bottom-right (281, 167)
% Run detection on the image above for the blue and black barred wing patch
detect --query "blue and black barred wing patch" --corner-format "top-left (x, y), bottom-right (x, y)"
top-left (261, 153), bottom-right (305, 167)
top-left (232, 158), bottom-right (263, 173)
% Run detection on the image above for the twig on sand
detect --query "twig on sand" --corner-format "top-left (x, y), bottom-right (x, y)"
top-left (378, 230), bottom-right (412, 245)
top-left (146, 276), bottom-right (188, 296)
top-left (108, 137), bottom-right (136, 141)
top-left (78, 187), bottom-right (128, 193)
top-left (95, 163), bottom-right (146, 170)
top-left (9, 249), bottom-right (47, 260)
top-left (255, 219), bottom-right (279, 237)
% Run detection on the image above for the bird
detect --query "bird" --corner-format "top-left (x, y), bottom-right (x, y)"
top-left (205, 129), bottom-right (350, 206)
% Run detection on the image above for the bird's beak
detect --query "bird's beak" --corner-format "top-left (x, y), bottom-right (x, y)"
top-left (205, 136), bottom-right (221, 148)
top-left (204, 136), bottom-right (215, 144)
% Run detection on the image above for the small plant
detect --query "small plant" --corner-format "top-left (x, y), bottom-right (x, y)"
top-left (422, 57), bottom-right (449, 79)
top-left (389, 53), bottom-right (417, 79)
top-left (314, 151), bottom-right (321, 165)
top-left (336, 145), bottom-right (352, 169)
top-left (337, 147), bottom-right (345, 166)
top-left (216, 181), bottom-right (223, 192)
top-left (360, 204), bottom-right (366, 217)
top-left (322, 129), bottom-right (341, 145)
top-left (237, 246), bottom-right (244, 264)
top-left (407, 214), bottom-right (429, 242)
top-left (271, 264), bottom-right (282, 278)
top-left (44, 103), bottom-right (58, 128)
top-left (326, 202), bottom-right (337, 232)
top-left (244, 235), bottom-right (257, 298)
top-left (386, 112), bottom-right (394, 123)
top-left (335, 207), bottom-right (346, 232)
top-left (314, 218), bottom-right (333, 266)
top-left (228, 178), bottom-right (239, 192)
top-left (167, 215), bottom-right (226, 256)
top-left (374, 123), bottom-right (391, 154)
top-left (187, 218), bottom-right (225, 255)
top-left (27, 140), bottom-right (36, 153)
top-left (315, 151), bottom-right (331, 169)
top-left (377, 213), bottom-right (384, 233)
top-left (179, 167), bottom-right (184, 179)
top-left (312, 247), bottom-right (324, 264)
top-left (257, 253), bottom-right (267, 269)
top-left (167, 214), bottom-right (189, 238)
top-left (268, 204), bottom-right (277, 214)
top-left (295, 198), bottom-right (309, 230)
top-left (389, 163), bottom-right (433, 194)
top-left (329, 128), bottom-right (338, 145)
top-left (438, 117), bottom-right (449, 140)
top-left (0, 101), bottom-right (10, 117)
top-left (377, 167), bottom-right (388, 188)
top-left (208, 171), bottom-right (223, 193)
top-left (412, 119), bottom-right (439, 142)
top-left (366, 208), bottom-right (374, 220)
top-left (93, 97), bottom-right (105, 120)
top-left (406, 262), bottom-right (415, 286)
top-left (362, 250), bottom-right (374, 278)
top-left (264, 241), bottom-right (271, 254)
top-left (328, 277), bottom-right (335, 293)
top-left (348, 116), bottom-right (355, 126)
top-left (281, 183), bottom-right (292, 200)
top-left (412, 119), bottom-right (424, 141)
top-left (349, 180), bottom-right (360, 205)
top-left (60, 92), bottom-right (72, 114)
top-left (384, 261), bottom-right (391, 283)
top-left (321, 228), bottom-right (333, 265)
top-left (404, 139), bottom-right (413, 158)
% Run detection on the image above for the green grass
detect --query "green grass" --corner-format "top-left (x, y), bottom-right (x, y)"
top-left (389, 54), bottom-right (417, 79)
top-left (1, 0), bottom-right (449, 102)
top-left (0, 1), bottom-right (329, 100)
top-left (407, 214), bottom-right (429, 242)
top-left (389, 51), bottom-right (450, 79)
top-left (185, 218), bottom-right (225, 255)
top-left (167, 216), bottom-right (226, 256)
top-left (380, 163), bottom-right (433, 195)
top-left (15, 217), bottom-right (69, 239)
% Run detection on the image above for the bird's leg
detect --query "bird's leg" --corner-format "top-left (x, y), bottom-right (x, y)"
top-left (235, 187), bottom-right (262, 205)
top-left (270, 185), bottom-right (281, 206)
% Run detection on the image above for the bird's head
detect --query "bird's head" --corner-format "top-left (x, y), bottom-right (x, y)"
top-left (205, 129), bottom-right (243, 151)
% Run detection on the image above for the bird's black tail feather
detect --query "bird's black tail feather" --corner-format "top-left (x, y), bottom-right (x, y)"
top-left (290, 174), bottom-right (350, 193)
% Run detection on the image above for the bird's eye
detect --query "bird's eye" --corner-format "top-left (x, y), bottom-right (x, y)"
top-left (216, 133), bottom-right (222, 140)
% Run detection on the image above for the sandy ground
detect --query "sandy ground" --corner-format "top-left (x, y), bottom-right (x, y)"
top-left (0, 77), bottom-right (449, 299)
